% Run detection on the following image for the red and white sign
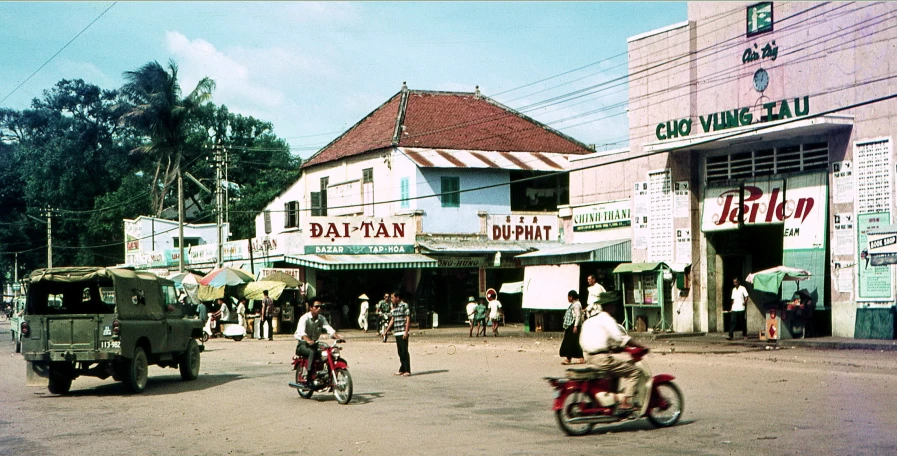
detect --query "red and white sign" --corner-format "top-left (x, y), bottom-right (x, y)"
top-left (488, 214), bottom-right (558, 241)
top-left (302, 216), bottom-right (416, 246)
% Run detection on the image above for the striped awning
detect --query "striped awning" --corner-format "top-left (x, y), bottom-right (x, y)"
top-left (284, 254), bottom-right (438, 271)
top-left (398, 147), bottom-right (573, 171)
top-left (516, 239), bottom-right (631, 266)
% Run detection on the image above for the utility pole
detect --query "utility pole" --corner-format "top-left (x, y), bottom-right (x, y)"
top-left (214, 143), bottom-right (224, 268)
top-left (178, 156), bottom-right (185, 273)
top-left (46, 206), bottom-right (52, 269)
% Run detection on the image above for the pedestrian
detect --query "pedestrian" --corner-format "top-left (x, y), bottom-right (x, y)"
top-left (728, 277), bottom-right (749, 340)
top-left (466, 296), bottom-right (477, 337)
top-left (341, 302), bottom-right (350, 329)
top-left (560, 290), bottom-right (585, 365)
top-left (474, 297), bottom-right (488, 337)
top-left (357, 294), bottom-right (370, 333)
top-left (584, 273), bottom-right (607, 317)
top-left (236, 298), bottom-right (247, 332)
top-left (486, 288), bottom-right (503, 337)
top-left (196, 300), bottom-right (209, 340)
top-left (261, 289), bottom-right (275, 341)
top-left (377, 293), bottom-right (392, 342)
top-left (383, 290), bottom-right (411, 376)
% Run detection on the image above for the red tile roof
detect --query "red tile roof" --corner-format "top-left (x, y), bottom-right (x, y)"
top-left (302, 89), bottom-right (593, 169)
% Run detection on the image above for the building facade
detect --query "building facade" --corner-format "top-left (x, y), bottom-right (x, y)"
top-left (570, 2), bottom-right (897, 338)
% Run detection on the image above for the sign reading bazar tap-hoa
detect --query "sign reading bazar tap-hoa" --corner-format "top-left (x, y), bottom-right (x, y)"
top-left (656, 96), bottom-right (810, 141)
top-left (302, 216), bottom-right (415, 254)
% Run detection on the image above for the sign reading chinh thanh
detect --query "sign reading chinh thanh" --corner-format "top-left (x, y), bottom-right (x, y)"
top-left (655, 96), bottom-right (810, 141)
top-left (572, 200), bottom-right (632, 232)
top-left (302, 216), bottom-right (415, 254)
top-left (488, 214), bottom-right (558, 241)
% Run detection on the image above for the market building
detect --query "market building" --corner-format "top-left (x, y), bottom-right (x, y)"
top-left (255, 85), bottom-right (595, 326)
top-left (569, 2), bottom-right (897, 339)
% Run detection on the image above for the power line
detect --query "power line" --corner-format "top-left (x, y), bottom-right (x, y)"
top-left (0, 2), bottom-right (117, 105)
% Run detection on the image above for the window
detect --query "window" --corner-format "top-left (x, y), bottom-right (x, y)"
top-left (284, 201), bottom-right (300, 228)
top-left (705, 142), bottom-right (828, 184)
top-left (173, 237), bottom-right (201, 248)
top-left (362, 168), bottom-right (374, 216)
top-left (319, 177), bottom-right (329, 216)
top-left (400, 177), bottom-right (410, 209)
top-left (440, 176), bottom-right (460, 207)
top-left (310, 192), bottom-right (323, 217)
top-left (263, 210), bottom-right (272, 234)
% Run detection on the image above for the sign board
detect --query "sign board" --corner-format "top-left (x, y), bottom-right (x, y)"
top-left (857, 212), bottom-right (893, 301)
top-left (260, 268), bottom-right (303, 282)
top-left (125, 220), bottom-right (141, 252)
top-left (488, 214), bottom-right (558, 241)
top-left (702, 180), bottom-right (785, 232)
top-left (302, 216), bottom-right (415, 254)
top-left (327, 179), bottom-right (361, 217)
top-left (572, 200), bottom-right (631, 232)
top-left (435, 256), bottom-right (487, 268)
top-left (867, 224), bottom-right (897, 266)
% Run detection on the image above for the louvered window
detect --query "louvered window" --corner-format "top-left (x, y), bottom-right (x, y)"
top-left (706, 142), bottom-right (828, 183)
top-left (284, 201), bottom-right (300, 228)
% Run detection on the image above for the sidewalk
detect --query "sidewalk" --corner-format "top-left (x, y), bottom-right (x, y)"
top-left (380, 323), bottom-right (897, 352)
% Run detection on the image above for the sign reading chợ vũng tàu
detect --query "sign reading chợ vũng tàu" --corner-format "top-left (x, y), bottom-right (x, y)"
top-left (656, 96), bottom-right (810, 141)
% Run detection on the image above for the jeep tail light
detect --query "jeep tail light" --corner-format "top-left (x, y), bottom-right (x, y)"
top-left (112, 320), bottom-right (121, 338)
top-left (21, 321), bottom-right (30, 338)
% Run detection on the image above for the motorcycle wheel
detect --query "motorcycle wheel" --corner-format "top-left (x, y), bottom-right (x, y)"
top-left (333, 368), bottom-right (353, 405)
top-left (295, 362), bottom-right (314, 398)
top-left (555, 391), bottom-right (594, 436)
top-left (647, 382), bottom-right (684, 428)
top-left (201, 332), bottom-right (209, 343)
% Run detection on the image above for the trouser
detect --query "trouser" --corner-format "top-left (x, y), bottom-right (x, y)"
top-left (585, 352), bottom-right (641, 403)
top-left (295, 341), bottom-right (320, 383)
top-left (395, 335), bottom-right (411, 373)
top-left (358, 313), bottom-right (368, 331)
top-left (263, 316), bottom-right (273, 340)
top-left (729, 310), bottom-right (746, 338)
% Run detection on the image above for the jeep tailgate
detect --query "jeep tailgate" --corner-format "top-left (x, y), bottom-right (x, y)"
top-left (47, 316), bottom-right (97, 350)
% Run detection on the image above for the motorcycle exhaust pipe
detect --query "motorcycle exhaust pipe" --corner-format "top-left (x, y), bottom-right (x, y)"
top-left (565, 415), bottom-right (625, 424)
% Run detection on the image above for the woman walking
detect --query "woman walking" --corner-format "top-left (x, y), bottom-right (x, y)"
top-left (559, 290), bottom-right (584, 365)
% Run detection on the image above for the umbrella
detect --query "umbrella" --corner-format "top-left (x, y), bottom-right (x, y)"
top-left (259, 271), bottom-right (300, 288)
top-left (238, 281), bottom-right (287, 300)
top-left (200, 267), bottom-right (255, 287)
top-left (167, 272), bottom-right (202, 287)
top-left (745, 266), bottom-right (811, 293)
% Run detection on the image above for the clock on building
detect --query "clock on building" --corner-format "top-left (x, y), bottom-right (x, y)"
top-left (747, 2), bottom-right (773, 36)
top-left (753, 68), bottom-right (769, 92)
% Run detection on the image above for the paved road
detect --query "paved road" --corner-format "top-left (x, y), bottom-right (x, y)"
top-left (1, 322), bottom-right (896, 456)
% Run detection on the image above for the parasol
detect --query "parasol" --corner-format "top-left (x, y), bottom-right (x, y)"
top-left (238, 281), bottom-right (287, 301)
top-left (259, 271), bottom-right (300, 288)
top-left (745, 266), bottom-right (811, 293)
top-left (200, 267), bottom-right (255, 287)
top-left (167, 272), bottom-right (202, 287)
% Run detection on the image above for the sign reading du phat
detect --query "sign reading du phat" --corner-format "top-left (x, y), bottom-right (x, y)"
top-left (488, 214), bottom-right (558, 241)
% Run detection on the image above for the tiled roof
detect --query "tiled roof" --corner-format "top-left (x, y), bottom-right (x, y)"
top-left (399, 147), bottom-right (573, 171)
top-left (302, 89), bottom-right (593, 169)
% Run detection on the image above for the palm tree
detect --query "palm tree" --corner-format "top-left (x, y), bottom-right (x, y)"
top-left (120, 60), bottom-right (215, 271)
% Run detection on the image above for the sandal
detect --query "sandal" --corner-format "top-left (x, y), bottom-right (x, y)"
top-left (561, 360), bottom-right (572, 365)
top-left (402, 372), bottom-right (411, 377)
top-left (393, 372), bottom-right (403, 376)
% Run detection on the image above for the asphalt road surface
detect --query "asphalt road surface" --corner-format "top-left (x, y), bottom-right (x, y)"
top-left (2, 322), bottom-right (896, 456)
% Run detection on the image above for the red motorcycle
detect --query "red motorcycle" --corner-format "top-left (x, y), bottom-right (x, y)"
top-left (546, 346), bottom-right (683, 435)
top-left (289, 339), bottom-right (353, 404)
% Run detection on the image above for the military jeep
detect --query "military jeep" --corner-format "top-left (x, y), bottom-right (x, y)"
top-left (20, 267), bottom-right (204, 394)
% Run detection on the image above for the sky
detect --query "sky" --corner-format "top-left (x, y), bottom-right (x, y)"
top-left (0, 2), bottom-right (686, 158)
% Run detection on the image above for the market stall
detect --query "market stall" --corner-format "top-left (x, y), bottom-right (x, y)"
top-left (746, 266), bottom-right (812, 340)
top-left (613, 262), bottom-right (673, 333)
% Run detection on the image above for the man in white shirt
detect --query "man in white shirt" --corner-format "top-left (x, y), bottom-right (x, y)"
top-left (584, 274), bottom-right (607, 317)
top-left (466, 296), bottom-right (477, 337)
top-left (728, 277), bottom-right (749, 340)
top-left (357, 294), bottom-right (370, 333)
top-left (579, 300), bottom-right (645, 412)
top-left (294, 300), bottom-right (343, 386)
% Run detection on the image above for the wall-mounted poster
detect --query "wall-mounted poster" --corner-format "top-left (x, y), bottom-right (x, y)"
top-left (855, 139), bottom-right (892, 214)
top-left (676, 229), bottom-right (692, 264)
top-left (633, 182), bottom-right (649, 250)
top-left (647, 169), bottom-right (673, 262)
top-left (832, 161), bottom-right (853, 204)
top-left (857, 212), bottom-right (893, 301)
top-left (833, 213), bottom-right (855, 257)
top-left (674, 181), bottom-right (690, 218)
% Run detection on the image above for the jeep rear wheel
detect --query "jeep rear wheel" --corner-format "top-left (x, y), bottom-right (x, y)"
top-left (179, 339), bottom-right (201, 381)
top-left (124, 347), bottom-right (149, 393)
top-left (48, 365), bottom-right (73, 395)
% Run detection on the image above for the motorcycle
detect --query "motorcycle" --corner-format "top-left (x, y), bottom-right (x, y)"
top-left (201, 315), bottom-right (246, 342)
top-left (545, 346), bottom-right (683, 436)
top-left (289, 339), bottom-right (353, 404)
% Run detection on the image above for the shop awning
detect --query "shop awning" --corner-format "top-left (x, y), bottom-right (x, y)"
top-left (613, 262), bottom-right (669, 274)
top-left (516, 239), bottom-right (631, 266)
top-left (284, 254), bottom-right (438, 271)
top-left (417, 237), bottom-right (554, 254)
top-left (642, 114), bottom-right (854, 153)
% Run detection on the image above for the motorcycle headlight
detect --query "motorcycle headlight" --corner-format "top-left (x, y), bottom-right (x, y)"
top-left (331, 348), bottom-right (340, 360)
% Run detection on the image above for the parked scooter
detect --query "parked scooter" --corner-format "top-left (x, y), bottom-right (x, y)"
top-left (201, 315), bottom-right (246, 342)
top-left (545, 346), bottom-right (683, 435)
top-left (289, 339), bottom-right (353, 404)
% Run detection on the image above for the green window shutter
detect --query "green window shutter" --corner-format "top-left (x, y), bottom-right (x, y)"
top-left (310, 192), bottom-right (322, 217)
top-left (400, 177), bottom-right (410, 208)
top-left (441, 177), bottom-right (460, 207)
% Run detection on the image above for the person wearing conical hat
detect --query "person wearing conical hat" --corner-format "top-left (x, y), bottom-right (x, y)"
top-left (358, 294), bottom-right (370, 333)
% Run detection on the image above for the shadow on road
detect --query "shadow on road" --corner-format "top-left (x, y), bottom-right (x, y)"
top-left (409, 369), bottom-right (449, 377)
top-left (592, 418), bottom-right (694, 435)
top-left (293, 391), bottom-right (384, 405)
top-left (38, 373), bottom-right (243, 398)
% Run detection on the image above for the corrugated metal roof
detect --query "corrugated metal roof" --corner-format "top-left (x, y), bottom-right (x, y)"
top-left (417, 237), bottom-right (556, 253)
top-left (399, 147), bottom-right (572, 171)
top-left (516, 239), bottom-right (631, 265)
top-left (284, 254), bottom-right (438, 271)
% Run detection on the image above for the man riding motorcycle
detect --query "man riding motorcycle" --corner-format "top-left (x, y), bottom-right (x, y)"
top-left (579, 299), bottom-right (646, 413)
top-left (294, 299), bottom-right (343, 387)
